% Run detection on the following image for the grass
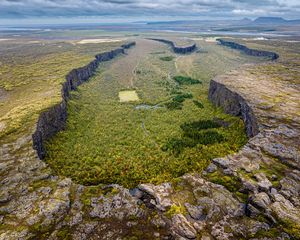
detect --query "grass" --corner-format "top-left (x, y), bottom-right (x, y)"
top-left (44, 40), bottom-right (257, 188)
top-left (0, 39), bottom-right (126, 145)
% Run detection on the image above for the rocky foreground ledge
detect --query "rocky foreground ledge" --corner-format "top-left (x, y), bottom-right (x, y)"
top-left (0, 46), bottom-right (299, 239)
top-left (149, 38), bottom-right (197, 54)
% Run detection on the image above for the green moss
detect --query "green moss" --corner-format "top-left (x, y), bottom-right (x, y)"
top-left (110, 187), bottom-right (120, 195)
top-left (56, 226), bottom-right (72, 240)
top-left (28, 179), bottom-right (56, 193)
top-left (252, 228), bottom-right (281, 238)
top-left (165, 204), bottom-right (187, 219)
top-left (80, 185), bottom-right (103, 207)
top-left (28, 222), bottom-right (54, 239)
top-left (280, 219), bottom-right (300, 239)
top-left (207, 171), bottom-right (242, 193)
top-left (235, 191), bottom-right (249, 203)
top-left (224, 225), bottom-right (233, 233)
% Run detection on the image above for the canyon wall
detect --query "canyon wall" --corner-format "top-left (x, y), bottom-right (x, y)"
top-left (217, 39), bottom-right (279, 60)
top-left (32, 42), bottom-right (136, 159)
top-left (208, 79), bottom-right (259, 138)
top-left (149, 38), bottom-right (197, 54)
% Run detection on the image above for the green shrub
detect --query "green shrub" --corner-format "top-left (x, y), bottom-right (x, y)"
top-left (183, 130), bottom-right (224, 145)
top-left (193, 100), bottom-right (204, 108)
top-left (173, 76), bottom-right (202, 85)
top-left (173, 93), bottom-right (193, 102)
top-left (181, 120), bottom-right (221, 132)
top-left (160, 56), bottom-right (175, 61)
top-left (163, 119), bottom-right (225, 154)
top-left (165, 93), bottom-right (193, 110)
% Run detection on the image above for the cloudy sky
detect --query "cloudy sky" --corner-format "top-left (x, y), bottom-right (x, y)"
top-left (0, 0), bottom-right (299, 24)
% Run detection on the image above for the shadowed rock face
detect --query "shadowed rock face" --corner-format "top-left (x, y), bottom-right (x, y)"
top-left (149, 38), bottom-right (197, 54)
top-left (208, 79), bottom-right (259, 138)
top-left (32, 42), bottom-right (136, 159)
top-left (217, 39), bottom-right (279, 60)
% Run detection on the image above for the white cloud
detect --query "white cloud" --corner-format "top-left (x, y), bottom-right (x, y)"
top-left (0, 0), bottom-right (299, 19)
top-left (232, 9), bottom-right (267, 15)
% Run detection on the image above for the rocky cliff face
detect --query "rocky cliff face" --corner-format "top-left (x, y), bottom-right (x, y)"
top-left (149, 38), bottom-right (197, 54)
top-left (208, 79), bottom-right (259, 138)
top-left (32, 42), bottom-right (136, 159)
top-left (217, 39), bottom-right (279, 60)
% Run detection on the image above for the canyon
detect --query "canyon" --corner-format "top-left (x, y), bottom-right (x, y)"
top-left (0, 37), bottom-right (299, 240)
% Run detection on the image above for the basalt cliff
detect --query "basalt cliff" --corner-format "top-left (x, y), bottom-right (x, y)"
top-left (217, 39), bottom-right (279, 60)
top-left (149, 38), bottom-right (197, 54)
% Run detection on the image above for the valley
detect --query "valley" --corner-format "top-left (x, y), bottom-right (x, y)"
top-left (0, 28), bottom-right (299, 239)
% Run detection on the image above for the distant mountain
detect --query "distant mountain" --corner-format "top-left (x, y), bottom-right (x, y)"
top-left (146, 18), bottom-right (252, 26)
top-left (145, 17), bottom-right (300, 27)
top-left (241, 18), bottom-right (252, 23)
top-left (147, 20), bottom-right (190, 25)
top-left (253, 17), bottom-right (300, 25)
top-left (254, 17), bottom-right (286, 24)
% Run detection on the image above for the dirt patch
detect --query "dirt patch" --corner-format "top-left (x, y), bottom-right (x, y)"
top-left (0, 122), bottom-right (5, 132)
top-left (119, 90), bottom-right (139, 102)
top-left (0, 88), bottom-right (8, 101)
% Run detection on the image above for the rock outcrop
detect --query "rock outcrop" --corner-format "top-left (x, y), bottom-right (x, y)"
top-left (149, 38), bottom-right (197, 54)
top-left (217, 39), bottom-right (279, 60)
top-left (32, 42), bottom-right (136, 159)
